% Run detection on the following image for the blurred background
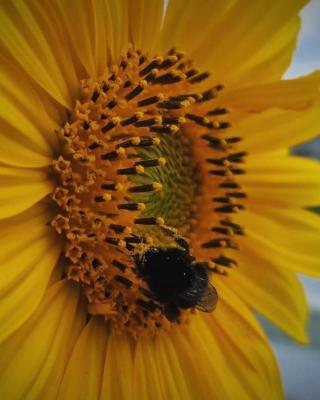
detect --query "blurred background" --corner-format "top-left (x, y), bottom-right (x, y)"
top-left (262, 1), bottom-right (320, 399)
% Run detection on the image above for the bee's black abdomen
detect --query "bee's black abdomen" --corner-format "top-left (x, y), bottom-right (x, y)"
top-left (138, 247), bottom-right (195, 302)
top-left (136, 246), bottom-right (217, 321)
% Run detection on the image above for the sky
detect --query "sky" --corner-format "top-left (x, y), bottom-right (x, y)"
top-left (286, 0), bottom-right (320, 77)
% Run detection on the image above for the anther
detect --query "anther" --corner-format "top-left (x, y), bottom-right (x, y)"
top-left (225, 137), bottom-right (242, 144)
top-left (104, 237), bottom-right (126, 247)
top-left (134, 117), bottom-right (162, 127)
top-left (101, 147), bottom-right (126, 160)
top-left (160, 55), bottom-right (179, 68)
top-left (121, 112), bottom-right (144, 126)
top-left (134, 216), bottom-right (164, 225)
top-left (83, 120), bottom-right (90, 130)
top-left (206, 158), bottom-right (229, 167)
top-left (140, 57), bottom-right (163, 76)
top-left (94, 193), bottom-right (112, 202)
top-left (118, 202), bottom-right (146, 211)
top-left (214, 205), bottom-right (241, 213)
top-left (124, 235), bottom-right (145, 244)
top-left (219, 181), bottom-right (241, 189)
top-left (112, 259), bottom-right (127, 271)
top-left (117, 165), bottom-right (145, 175)
top-left (136, 299), bottom-right (159, 312)
top-left (209, 170), bottom-right (231, 177)
top-left (101, 182), bottom-right (124, 191)
top-left (125, 81), bottom-right (147, 101)
top-left (138, 94), bottom-right (164, 107)
top-left (88, 142), bottom-right (102, 150)
top-left (202, 238), bottom-right (228, 249)
top-left (212, 256), bottom-right (237, 267)
top-left (207, 107), bottom-right (230, 116)
top-left (201, 134), bottom-right (226, 147)
top-left (185, 69), bottom-right (199, 79)
top-left (153, 72), bottom-right (185, 85)
top-left (128, 182), bottom-right (162, 193)
top-left (114, 275), bottom-right (133, 288)
top-left (185, 113), bottom-right (212, 127)
top-left (226, 192), bottom-right (247, 198)
top-left (149, 125), bottom-right (179, 134)
top-left (221, 219), bottom-right (245, 235)
top-left (138, 55), bottom-right (147, 65)
top-left (116, 137), bottom-right (141, 148)
top-left (91, 91), bottom-right (100, 102)
top-left (101, 117), bottom-right (121, 133)
top-left (157, 100), bottom-right (188, 110)
top-left (213, 197), bottom-right (233, 204)
top-left (227, 152), bottom-right (248, 162)
top-left (144, 68), bottom-right (159, 83)
top-left (189, 71), bottom-right (210, 83)
top-left (211, 226), bottom-right (234, 235)
top-left (109, 224), bottom-right (127, 233)
top-left (162, 116), bottom-right (186, 125)
top-left (134, 158), bottom-right (166, 167)
top-left (102, 83), bottom-right (110, 92)
top-left (106, 99), bottom-right (118, 109)
top-left (123, 80), bottom-right (133, 88)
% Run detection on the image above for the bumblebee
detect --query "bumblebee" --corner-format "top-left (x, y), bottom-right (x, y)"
top-left (135, 246), bottom-right (218, 322)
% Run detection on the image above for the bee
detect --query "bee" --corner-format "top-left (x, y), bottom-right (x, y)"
top-left (135, 246), bottom-right (218, 322)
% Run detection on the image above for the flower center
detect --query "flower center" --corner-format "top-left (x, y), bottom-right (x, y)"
top-left (51, 47), bottom-right (245, 336)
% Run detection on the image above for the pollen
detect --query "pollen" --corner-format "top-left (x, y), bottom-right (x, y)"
top-left (51, 47), bottom-right (246, 336)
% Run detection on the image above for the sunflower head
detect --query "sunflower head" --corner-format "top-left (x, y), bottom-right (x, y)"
top-left (1, 1), bottom-right (320, 399)
top-left (50, 46), bottom-right (241, 336)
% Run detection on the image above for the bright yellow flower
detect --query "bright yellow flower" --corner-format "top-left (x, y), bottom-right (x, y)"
top-left (0, 1), bottom-right (320, 399)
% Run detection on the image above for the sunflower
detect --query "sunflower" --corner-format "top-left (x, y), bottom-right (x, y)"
top-left (1, 0), bottom-right (320, 399)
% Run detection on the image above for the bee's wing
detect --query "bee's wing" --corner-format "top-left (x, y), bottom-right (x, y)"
top-left (196, 284), bottom-right (218, 312)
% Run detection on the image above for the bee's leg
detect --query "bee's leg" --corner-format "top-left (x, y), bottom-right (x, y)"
top-left (160, 225), bottom-right (190, 251)
top-left (163, 303), bottom-right (181, 322)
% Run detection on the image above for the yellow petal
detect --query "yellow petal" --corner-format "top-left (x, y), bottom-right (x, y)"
top-left (0, 89), bottom-right (56, 167)
top-left (128, 0), bottom-right (164, 51)
top-left (0, 55), bottom-right (61, 167)
top-left (207, 279), bottom-right (283, 398)
top-left (236, 207), bottom-right (320, 277)
top-left (237, 100), bottom-right (320, 152)
top-left (58, 317), bottom-right (107, 400)
top-left (228, 249), bottom-right (308, 343)
top-left (0, 57), bottom-right (60, 151)
top-left (56, 0), bottom-right (128, 76)
top-left (168, 282), bottom-right (283, 399)
top-left (222, 71), bottom-right (320, 111)
top-left (100, 331), bottom-right (134, 400)
top-left (133, 336), bottom-right (164, 400)
top-left (240, 154), bottom-right (320, 207)
top-left (0, 166), bottom-right (54, 219)
top-left (162, 0), bottom-right (307, 86)
top-left (154, 335), bottom-right (193, 400)
top-left (0, 280), bottom-right (86, 399)
top-left (162, 0), bottom-right (232, 58)
top-left (0, 1), bottom-right (78, 108)
top-left (0, 204), bottom-right (62, 343)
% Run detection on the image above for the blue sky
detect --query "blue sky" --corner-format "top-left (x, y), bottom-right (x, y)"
top-left (287, 0), bottom-right (320, 77)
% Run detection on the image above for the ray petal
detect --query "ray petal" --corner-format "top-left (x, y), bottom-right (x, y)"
top-left (0, 280), bottom-right (86, 399)
top-left (0, 204), bottom-right (62, 343)
top-left (58, 317), bottom-right (107, 400)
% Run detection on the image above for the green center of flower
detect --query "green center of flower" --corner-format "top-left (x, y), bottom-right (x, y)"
top-left (51, 47), bottom-right (245, 336)
top-left (130, 132), bottom-right (201, 234)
